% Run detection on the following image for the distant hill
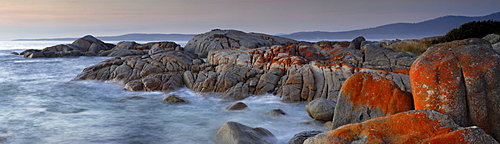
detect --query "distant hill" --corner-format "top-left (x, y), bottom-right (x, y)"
top-left (282, 12), bottom-right (500, 40)
top-left (14, 33), bottom-right (196, 42)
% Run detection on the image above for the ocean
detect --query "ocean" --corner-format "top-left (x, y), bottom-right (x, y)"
top-left (0, 41), bottom-right (325, 144)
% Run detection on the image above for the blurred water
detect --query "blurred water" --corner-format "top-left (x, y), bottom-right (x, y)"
top-left (0, 41), bottom-right (325, 144)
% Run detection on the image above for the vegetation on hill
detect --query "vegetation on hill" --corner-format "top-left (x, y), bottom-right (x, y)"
top-left (433, 20), bottom-right (500, 43)
top-left (388, 20), bottom-right (500, 55)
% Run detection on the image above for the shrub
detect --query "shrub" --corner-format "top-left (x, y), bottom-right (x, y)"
top-left (434, 20), bottom-right (500, 43)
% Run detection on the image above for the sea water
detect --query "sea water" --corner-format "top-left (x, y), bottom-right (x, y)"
top-left (0, 41), bottom-right (326, 144)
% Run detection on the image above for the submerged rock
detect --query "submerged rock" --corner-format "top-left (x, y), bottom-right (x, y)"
top-left (265, 109), bottom-right (286, 116)
top-left (163, 94), bottom-right (188, 103)
top-left (305, 109), bottom-right (499, 144)
top-left (410, 38), bottom-right (500, 141)
top-left (214, 121), bottom-right (277, 144)
top-left (118, 96), bottom-right (147, 103)
top-left (225, 102), bottom-right (248, 110)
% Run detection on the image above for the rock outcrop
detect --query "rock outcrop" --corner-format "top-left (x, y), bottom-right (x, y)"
top-left (331, 69), bottom-right (413, 129)
top-left (410, 38), bottom-right (500, 141)
top-left (214, 121), bottom-right (277, 144)
top-left (21, 35), bottom-right (114, 58)
top-left (184, 29), bottom-right (297, 58)
top-left (20, 35), bottom-right (183, 58)
top-left (305, 109), bottom-right (499, 144)
top-left (74, 30), bottom-right (418, 103)
top-left (74, 50), bottom-right (203, 92)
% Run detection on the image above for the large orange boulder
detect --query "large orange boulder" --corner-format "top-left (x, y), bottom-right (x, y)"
top-left (410, 38), bottom-right (500, 140)
top-left (331, 69), bottom-right (413, 129)
top-left (305, 109), bottom-right (499, 144)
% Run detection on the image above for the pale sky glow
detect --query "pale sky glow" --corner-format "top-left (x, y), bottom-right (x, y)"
top-left (0, 0), bottom-right (498, 40)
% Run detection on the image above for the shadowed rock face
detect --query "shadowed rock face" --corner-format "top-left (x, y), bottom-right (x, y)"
top-left (410, 38), bottom-right (500, 141)
top-left (184, 29), bottom-right (297, 58)
top-left (305, 109), bottom-right (499, 144)
top-left (331, 69), bottom-right (414, 130)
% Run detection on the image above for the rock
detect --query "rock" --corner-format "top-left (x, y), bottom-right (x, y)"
top-left (116, 41), bottom-right (137, 49)
top-left (265, 109), bottom-right (286, 116)
top-left (225, 102), bottom-right (248, 110)
top-left (305, 109), bottom-right (499, 144)
top-left (118, 96), bottom-right (147, 103)
top-left (361, 43), bottom-right (417, 75)
top-left (20, 35), bottom-right (113, 58)
top-left (72, 35), bottom-right (112, 52)
top-left (214, 121), bottom-right (277, 144)
top-left (184, 29), bottom-right (297, 58)
top-left (9, 52), bottom-right (19, 55)
top-left (493, 42), bottom-right (500, 53)
top-left (331, 69), bottom-right (414, 129)
top-left (75, 50), bottom-right (203, 92)
top-left (305, 98), bottom-right (336, 121)
top-left (196, 45), bottom-right (359, 102)
top-left (410, 38), bottom-right (500, 141)
top-left (288, 131), bottom-right (323, 144)
top-left (162, 94), bottom-right (188, 103)
top-left (483, 33), bottom-right (500, 44)
top-left (347, 36), bottom-right (366, 49)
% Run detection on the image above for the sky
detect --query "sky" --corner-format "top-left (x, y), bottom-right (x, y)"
top-left (0, 0), bottom-right (498, 40)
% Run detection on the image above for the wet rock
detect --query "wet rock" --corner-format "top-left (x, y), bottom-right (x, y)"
top-left (305, 109), bottom-right (499, 144)
top-left (305, 98), bottom-right (336, 121)
top-left (265, 109), bottom-right (286, 116)
top-left (288, 131), bottom-right (322, 144)
top-left (163, 94), bottom-right (188, 103)
top-left (331, 69), bottom-right (414, 129)
top-left (225, 102), bottom-right (248, 110)
top-left (184, 29), bottom-right (297, 58)
top-left (410, 38), bottom-right (500, 141)
top-left (118, 96), bottom-right (147, 103)
top-left (214, 121), bottom-right (277, 144)
top-left (347, 36), bottom-right (366, 49)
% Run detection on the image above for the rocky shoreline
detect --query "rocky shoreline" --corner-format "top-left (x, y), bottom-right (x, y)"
top-left (15, 29), bottom-right (500, 143)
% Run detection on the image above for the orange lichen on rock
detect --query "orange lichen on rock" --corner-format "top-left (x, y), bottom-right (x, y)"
top-left (392, 68), bottom-right (410, 75)
top-left (331, 70), bottom-right (414, 129)
top-left (305, 109), bottom-right (499, 144)
top-left (342, 72), bottom-right (413, 114)
top-left (410, 38), bottom-right (500, 141)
